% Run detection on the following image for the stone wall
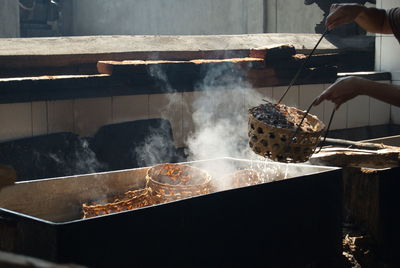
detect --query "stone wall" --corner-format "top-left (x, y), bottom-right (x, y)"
top-left (264, 0), bottom-right (323, 33)
top-left (71, 0), bottom-right (264, 35)
top-left (0, 83), bottom-right (390, 146)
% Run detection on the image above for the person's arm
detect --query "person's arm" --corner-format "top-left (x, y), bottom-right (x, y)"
top-left (326, 4), bottom-right (392, 34)
top-left (314, 76), bottom-right (400, 109)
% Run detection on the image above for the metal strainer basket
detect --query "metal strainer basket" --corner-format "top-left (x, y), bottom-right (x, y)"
top-left (248, 102), bottom-right (325, 163)
top-left (248, 29), bottom-right (333, 163)
top-left (146, 163), bottom-right (212, 204)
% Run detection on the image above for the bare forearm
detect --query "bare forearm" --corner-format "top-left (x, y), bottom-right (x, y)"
top-left (355, 7), bottom-right (392, 34)
top-left (357, 79), bottom-right (400, 107)
top-left (326, 4), bottom-right (392, 34)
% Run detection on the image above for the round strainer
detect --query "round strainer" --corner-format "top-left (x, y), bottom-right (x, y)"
top-left (248, 101), bottom-right (325, 163)
top-left (146, 163), bottom-right (212, 203)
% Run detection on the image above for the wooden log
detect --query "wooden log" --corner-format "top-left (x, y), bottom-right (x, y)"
top-left (307, 53), bottom-right (341, 67)
top-left (97, 60), bottom-right (195, 75)
top-left (247, 66), bottom-right (337, 88)
top-left (246, 68), bottom-right (280, 87)
top-left (310, 147), bottom-right (400, 169)
top-left (0, 74), bottom-right (133, 104)
top-left (324, 137), bottom-right (387, 150)
top-left (249, 44), bottom-right (296, 63)
top-left (264, 53), bottom-right (305, 68)
top-left (342, 167), bottom-right (400, 265)
top-left (97, 58), bottom-right (267, 90)
top-left (97, 58), bottom-right (265, 76)
top-left (362, 134), bottom-right (400, 147)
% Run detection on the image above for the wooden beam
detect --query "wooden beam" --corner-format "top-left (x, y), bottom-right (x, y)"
top-left (97, 58), bottom-right (265, 76)
top-left (0, 75), bottom-right (134, 103)
top-left (324, 137), bottom-right (387, 150)
top-left (310, 147), bottom-right (400, 169)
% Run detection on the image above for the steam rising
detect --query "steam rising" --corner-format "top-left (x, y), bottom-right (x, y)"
top-left (131, 58), bottom-right (283, 189)
top-left (187, 64), bottom-right (263, 161)
top-left (134, 59), bottom-right (270, 167)
top-left (46, 138), bottom-right (105, 176)
top-left (134, 63), bottom-right (183, 167)
top-left (135, 120), bottom-right (181, 167)
top-left (184, 63), bottom-right (277, 188)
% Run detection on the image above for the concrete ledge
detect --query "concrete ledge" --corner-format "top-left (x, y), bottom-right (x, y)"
top-left (0, 34), bottom-right (338, 57)
top-left (338, 71), bottom-right (392, 81)
top-left (0, 34), bottom-right (338, 76)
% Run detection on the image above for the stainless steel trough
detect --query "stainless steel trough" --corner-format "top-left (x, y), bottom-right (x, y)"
top-left (0, 157), bottom-right (342, 267)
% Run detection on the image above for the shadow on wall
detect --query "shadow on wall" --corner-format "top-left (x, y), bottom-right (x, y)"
top-left (0, 118), bottom-right (185, 181)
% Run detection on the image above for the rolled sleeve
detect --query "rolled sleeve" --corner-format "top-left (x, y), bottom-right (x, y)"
top-left (388, 8), bottom-right (400, 42)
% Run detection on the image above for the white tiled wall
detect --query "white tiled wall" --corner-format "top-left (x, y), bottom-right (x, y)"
top-left (370, 98), bottom-right (391, 126)
top-left (298, 84), bottom-right (324, 123)
top-left (380, 37), bottom-right (400, 74)
top-left (0, 82), bottom-right (392, 146)
top-left (47, 100), bottom-right (74, 133)
top-left (272, 86), bottom-right (299, 107)
top-left (323, 84), bottom-right (348, 130)
top-left (347, 96), bottom-right (370, 128)
top-left (380, 0), bottom-right (398, 10)
top-left (74, 97), bottom-right (113, 137)
top-left (376, 0), bottom-right (400, 124)
top-left (31, 101), bottom-right (47, 136)
top-left (249, 87), bottom-right (273, 103)
top-left (390, 81), bottom-right (400, 124)
top-left (0, 103), bottom-right (32, 141)
top-left (375, 34), bottom-right (382, 71)
top-left (370, 81), bottom-right (391, 126)
top-left (112, 95), bottom-right (149, 124)
top-left (149, 93), bottom-right (184, 147)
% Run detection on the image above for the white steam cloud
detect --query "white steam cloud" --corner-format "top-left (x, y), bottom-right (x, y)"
top-left (182, 62), bottom-right (278, 189)
top-left (186, 62), bottom-right (266, 161)
top-left (132, 58), bottom-right (290, 189)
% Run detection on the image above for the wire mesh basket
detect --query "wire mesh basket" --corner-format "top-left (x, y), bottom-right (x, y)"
top-left (248, 101), bottom-right (325, 163)
top-left (82, 188), bottom-right (152, 218)
top-left (146, 163), bottom-right (212, 203)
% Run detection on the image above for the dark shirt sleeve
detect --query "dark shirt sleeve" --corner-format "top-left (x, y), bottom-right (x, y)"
top-left (388, 8), bottom-right (400, 42)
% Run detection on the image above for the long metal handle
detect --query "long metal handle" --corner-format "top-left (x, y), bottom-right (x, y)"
top-left (278, 29), bottom-right (330, 104)
top-left (289, 98), bottom-right (319, 146)
top-left (314, 107), bottom-right (336, 154)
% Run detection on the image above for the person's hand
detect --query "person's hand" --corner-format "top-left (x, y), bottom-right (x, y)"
top-left (314, 76), bottom-right (362, 109)
top-left (326, 4), bottom-right (364, 30)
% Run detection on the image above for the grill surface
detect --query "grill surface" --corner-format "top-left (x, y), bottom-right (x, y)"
top-left (0, 157), bottom-right (342, 267)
